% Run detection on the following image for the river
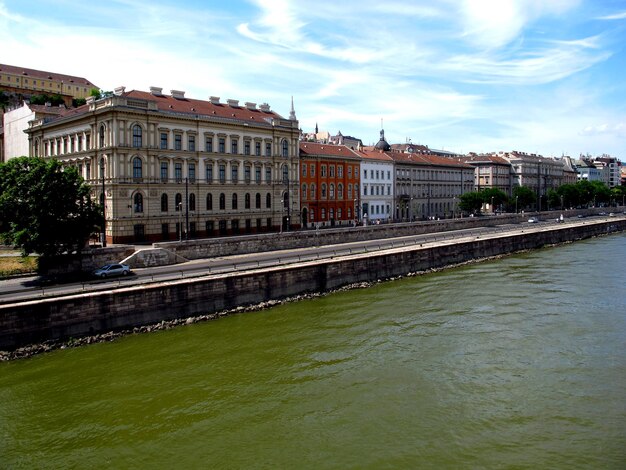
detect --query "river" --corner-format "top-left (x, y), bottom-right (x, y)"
top-left (1, 234), bottom-right (625, 469)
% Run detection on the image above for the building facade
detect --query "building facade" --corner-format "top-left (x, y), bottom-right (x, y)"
top-left (299, 142), bottom-right (361, 228)
top-left (357, 148), bottom-right (394, 224)
top-left (27, 87), bottom-right (300, 244)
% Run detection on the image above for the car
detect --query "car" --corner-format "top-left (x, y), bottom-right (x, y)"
top-left (609, 212), bottom-right (615, 217)
top-left (528, 217), bottom-right (539, 223)
top-left (599, 211), bottom-right (607, 216)
top-left (93, 263), bottom-right (131, 278)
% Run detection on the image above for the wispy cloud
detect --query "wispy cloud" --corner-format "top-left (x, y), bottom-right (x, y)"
top-left (596, 10), bottom-right (626, 20)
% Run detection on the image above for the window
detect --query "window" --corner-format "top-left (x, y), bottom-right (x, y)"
top-left (219, 193), bottom-right (226, 210)
top-left (245, 193), bottom-right (251, 209)
top-left (310, 184), bottom-right (316, 199)
top-left (133, 157), bottom-right (142, 179)
top-left (206, 164), bottom-right (213, 182)
top-left (161, 162), bottom-right (168, 182)
top-left (338, 208), bottom-right (342, 219)
top-left (329, 184), bottom-right (335, 199)
top-left (189, 193), bottom-right (196, 211)
top-left (244, 141), bottom-right (251, 155)
top-left (282, 164), bottom-right (289, 183)
top-left (348, 184), bottom-right (352, 198)
top-left (321, 208), bottom-right (326, 219)
top-left (175, 134), bottom-right (182, 151)
top-left (321, 183), bottom-right (327, 198)
top-left (302, 184), bottom-right (307, 200)
top-left (265, 167), bottom-right (271, 183)
top-left (161, 193), bottom-right (168, 212)
top-left (206, 137), bottom-right (213, 152)
top-left (219, 138), bottom-right (225, 153)
top-left (363, 169), bottom-right (367, 179)
top-left (86, 163), bottom-right (90, 180)
top-left (132, 125), bottom-right (142, 148)
top-left (265, 142), bottom-right (271, 157)
top-left (244, 165), bottom-right (251, 183)
top-left (70, 137), bottom-right (75, 153)
top-left (232, 193), bottom-right (238, 210)
top-left (219, 164), bottom-right (226, 183)
top-left (255, 141), bottom-right (261, 156)
top-left (175, 193), bottom-right (182, 211)
top-left (310, 164), bottom-right (315, 177)
top-left (256, 193), bottom-right (261, 209)
top-left (266, 193), bottom-right (271, 208)
top-left (330, 208), bottom-right (334, 220)
top-left (231, 164), bottom-right (239, 183)
top-left (175, 163), bottom-right (183, 182)
top-left (188, 163), bottom-right (196, 183)
top-left (78, 135), bottom-right (82, 151)
top-left (206, 193), bottom-right (213, 210)
top-left (63, 138), bottom-right (67, 154)
top-left (338, 184), bottom-right (343, 199)
top-left (302, 165), bottom-right (307, 177)
top-left (134, 193), bottom-right (143, 213)
top-left (282, 139), bottom-right (289, 157)
top-left (255, 166), bottom-right (261, 184)
top-left (160, 132), bottom-right (168, 149)
top-left (231, 139), bottom-right (238, 154)
top-left (329, 166), bottom-right (335, 177)
top-left (188, 135), bottom-right (196, 151)
top-left (321, 165), bottom-right (327, 177)
top-left (99, 125), bottom-right (105, 148)
top-left (338, 166), bottom-right (343, 178)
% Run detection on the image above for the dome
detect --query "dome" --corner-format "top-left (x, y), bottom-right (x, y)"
top-left (374, 128), bottom-right (391, 151)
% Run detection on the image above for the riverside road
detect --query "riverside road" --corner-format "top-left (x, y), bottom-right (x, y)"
top-left (1, 214), bottom-right (623, 304)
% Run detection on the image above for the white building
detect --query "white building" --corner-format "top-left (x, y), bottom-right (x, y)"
top-left (357, 148), bottom-right (395, 224)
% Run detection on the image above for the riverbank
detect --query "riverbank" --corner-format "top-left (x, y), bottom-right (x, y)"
top-left (0, 250), bottom-right (537, 361)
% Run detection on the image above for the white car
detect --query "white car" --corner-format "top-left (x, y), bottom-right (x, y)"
top-left (528, 217), bottom-right (539, 223)
top-left (93, 263), bottom-right (131, 278)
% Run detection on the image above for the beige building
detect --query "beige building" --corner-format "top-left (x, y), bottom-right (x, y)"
top-left (26, 87), bottom-right (300, 244)
top-left (0, 63), bottom-right (97, 106)
top-left (459, 154), bottom-right (513, 195)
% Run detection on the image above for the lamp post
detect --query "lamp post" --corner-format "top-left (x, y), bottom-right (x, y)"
top-left (491, 196), bottom-right (494, 215)
top-left (560, 195), bottom-right (564, 211)
top-left (178, 202), bottom-right (182, 241)
top-left (100, 158), bottom-right (106, 247)
top-left (515, 195), bottom-right (518, 214)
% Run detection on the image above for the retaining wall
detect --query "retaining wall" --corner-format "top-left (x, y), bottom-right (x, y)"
top-left (1, 219), bottom-right (624, 351)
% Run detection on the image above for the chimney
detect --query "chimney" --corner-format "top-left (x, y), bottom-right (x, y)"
top-left (227, 99), bottom-right (239, 107)
top-left (150, 86), bottom-right (163, 96)
top-left (113, 86), bottom-right (126, 96)
top-left (171, 90), bottom-right (185, 99)
top-left (259, 103), bottom-right (271, 112)
top-left (245, 102), bottom-right (257, 110)
top-left (209, 96), bottom-right (220, 104)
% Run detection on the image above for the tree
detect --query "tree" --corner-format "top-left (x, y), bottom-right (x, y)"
top-left (458, 192), bottom-right (484, 214)
top-left (29, 93), bottom-right (65, 106)
top-left (0, 157), bottom-right (101, 258)
top-left (480, 188), bottom-right (507, 211)
top-left (512, 186), bottom-right (536, 211)
top-left (590, 181), bottom-right (611, 205)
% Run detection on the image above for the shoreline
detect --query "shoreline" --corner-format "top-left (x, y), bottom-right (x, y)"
top-left (0, 250), bottom-right (530, 362)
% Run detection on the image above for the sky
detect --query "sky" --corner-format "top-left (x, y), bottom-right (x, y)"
top-left (1, 0), bottom-right (625, 158)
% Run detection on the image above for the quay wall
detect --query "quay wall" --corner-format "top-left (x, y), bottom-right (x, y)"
top-left (1, 220), bottom-right (624, 351)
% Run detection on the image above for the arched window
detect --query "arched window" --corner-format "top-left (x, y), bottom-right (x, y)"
top-left (219, 193), bottom-right (226, 210)
top-left (255, 193), bottom-right (261, 209)
top-left (338, 208), bottom-right (342, 219)
top-left (282, 164), bottom-right (289, 183)
top-left (338, 184), bottom-right (344, 199)
top-left (245, 193), bottom-right (251, 209)
top-left (329, 184), bottom-right (335, 199)
top-left (99, 125), bottom-right (105, 148)
top-left (161, 193), bottom-right (168, 212)
top-left (175, 193), bottom-right (182, 211)
top-left (189, 193), bottom-right (196, 211)
top-left (310, 184), bottom-right (316, 200)
top-left (206, 193), bottom-right (213, 210)
top-left (302, 184), bottom-right (307, 200)
top-left (132, 124), bottom-right (142, 148)
top-left (266, 193), bottom-right (271, 208)
top-left (282, 139), bottom-right (289, 157)
top-left (133, 157), bottom-right (142, 179)
top-left (321, 183), bottom-right (327, 199)
top-left (232, 193), bottom-right (238, 210)
top-left (134, 193), bottom-right (143, 213)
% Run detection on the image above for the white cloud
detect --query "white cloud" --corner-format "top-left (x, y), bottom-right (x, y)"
top-left (596, 11), bottom-right (626, 20)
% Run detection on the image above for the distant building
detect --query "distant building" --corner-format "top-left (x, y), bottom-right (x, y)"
top-left (574, 157), bottom-right (605, 183)
top-left (593, 155), bottom-right (620, 188)
top-left (329, 131), bottom-right (362, 149)
top-left (0, 63), bottom-right (97, 107)
top-left (356, 148), bottom-right (394, 224)
top-left (26, 87), bottom-right (300, 243)
top-left (458, 153), bottom-right (513, 195)
top-left (299, 142), bottom-right (361, 228)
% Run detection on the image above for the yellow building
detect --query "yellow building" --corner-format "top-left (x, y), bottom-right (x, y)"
top-left (26, 87), bottom-right (300, 244)
top-left (0, 63), bottom-right (97, 106)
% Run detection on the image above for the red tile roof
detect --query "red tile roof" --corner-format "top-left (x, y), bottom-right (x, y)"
top-left (299, 142), bottom-right (361, 159)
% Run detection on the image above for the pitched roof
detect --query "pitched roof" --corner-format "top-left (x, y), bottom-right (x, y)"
top-left (124, 90), bottom-right (285, 122)
top-left (0, 63), bottom-right (96, 86)
top-left (389, 151), bottom-right (474, 168)
top-left (299, 142), bottom-right (361, 159)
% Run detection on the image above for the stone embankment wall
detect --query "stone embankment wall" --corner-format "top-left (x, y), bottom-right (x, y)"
top-left (1, 219), bottom-right (624, 351)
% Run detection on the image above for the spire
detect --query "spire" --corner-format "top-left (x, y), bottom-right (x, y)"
top-left (374, 120), bottom-right (391, 151)
top-left (315, 122), bottom-right (319, 134)
top-left (289, 96), bottom-right (297, 121)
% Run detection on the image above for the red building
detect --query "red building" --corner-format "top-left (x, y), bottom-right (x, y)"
top-left (299, 142), bottom-right (361, 228)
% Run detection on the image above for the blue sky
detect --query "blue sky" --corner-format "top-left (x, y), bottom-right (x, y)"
top-left (2, 0), bottom-right (625, 158)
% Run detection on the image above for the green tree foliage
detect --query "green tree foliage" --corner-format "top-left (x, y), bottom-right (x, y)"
top-left (512, 186), bottom-right (536, 210)
top-left (29, 93), bottom-right (65, 106)
top-left (0, 157), bottom-right (101, 257)
top-left (0, 90), bottom-right (9, 111)
top-left (458, 192), bottom-right (484, 214)
top-left (480, 188), bottom-right (508, 210)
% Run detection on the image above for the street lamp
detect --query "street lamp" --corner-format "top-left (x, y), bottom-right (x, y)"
top-left (100, 158), bottom-right (106, 247)
top-left (515, 195), bottom-right (518, 214)
top-left (178, 202), bottom-right (183, 241)
top-left (560, 195), bottom-right (564, 211)
top-left (491, 196), bottom-right (494, 215)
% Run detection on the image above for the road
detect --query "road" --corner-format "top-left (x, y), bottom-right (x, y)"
top-left (1, 214), bottom-right (622, 304)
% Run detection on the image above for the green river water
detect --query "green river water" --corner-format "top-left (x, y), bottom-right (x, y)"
top-left (1, 234), bottom-right (625, 469)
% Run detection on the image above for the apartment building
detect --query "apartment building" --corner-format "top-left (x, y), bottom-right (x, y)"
top-left (26, 87), bottom-right (300, 243)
